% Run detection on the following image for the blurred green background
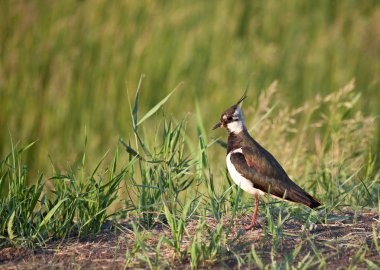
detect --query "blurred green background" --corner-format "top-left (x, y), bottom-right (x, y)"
top-left (1, 0), bottom-right (379, 175)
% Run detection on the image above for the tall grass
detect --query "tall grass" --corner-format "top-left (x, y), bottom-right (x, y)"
top-left (0, 1), bottom-right (379, 175)
top-left (1, 79), bottom-right (379, 268)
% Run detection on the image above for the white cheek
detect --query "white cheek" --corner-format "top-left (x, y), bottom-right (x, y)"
top-left (227, 121), bottom-right (243, 133)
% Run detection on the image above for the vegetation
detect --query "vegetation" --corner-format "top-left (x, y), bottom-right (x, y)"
top-left (0, 1), bottom-right (379, 173)
top-left (1, 1), bottom-right (379, 268)
top-left (1, 80), bottom-right (379, 268)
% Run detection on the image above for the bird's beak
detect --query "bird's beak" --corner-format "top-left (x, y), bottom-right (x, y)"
top-left (212, 122), bottom-right (222, 130)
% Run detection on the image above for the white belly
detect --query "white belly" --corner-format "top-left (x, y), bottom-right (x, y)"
top-left (226, 149), bottom-right (266, 196)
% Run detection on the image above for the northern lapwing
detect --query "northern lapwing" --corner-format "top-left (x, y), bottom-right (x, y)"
top-left (213, 93), bottom-right (321, 230)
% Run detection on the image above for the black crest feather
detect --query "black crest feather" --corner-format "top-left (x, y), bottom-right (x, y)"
top-left (235, 89), bottom-right (247, 107)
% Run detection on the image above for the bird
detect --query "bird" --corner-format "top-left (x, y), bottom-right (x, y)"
top-left (213, 92), bottom-right (321, 230)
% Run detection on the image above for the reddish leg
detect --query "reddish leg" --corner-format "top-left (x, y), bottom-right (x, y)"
top-left (244, 194), bottom-right (261, 230)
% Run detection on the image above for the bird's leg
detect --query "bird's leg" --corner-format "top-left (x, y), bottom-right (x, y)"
top-left (244, 194), bottom-right (261, 230)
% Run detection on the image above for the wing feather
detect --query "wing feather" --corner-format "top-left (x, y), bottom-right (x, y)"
top-left (230, 151), bottom-right (321, 208)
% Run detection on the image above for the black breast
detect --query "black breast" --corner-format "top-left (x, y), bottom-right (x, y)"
top-left (227, 132), bottom-right (244, 153)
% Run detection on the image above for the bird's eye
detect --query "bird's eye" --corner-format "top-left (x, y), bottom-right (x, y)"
top-left (227, 116), bottom-right (233, 121)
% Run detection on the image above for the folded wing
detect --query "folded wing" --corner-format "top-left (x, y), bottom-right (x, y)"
top-left (230, 148), bottom-right (321, 208)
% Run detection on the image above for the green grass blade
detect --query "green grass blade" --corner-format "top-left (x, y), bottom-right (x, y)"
top-left (136, 83), bottom-right (182, 126)
top-left (34, 198), bottom-right (68, 237)
top-left (132, 74), bottom-right (145, 129)
top-left (90, 149), bottom-right (110, 180)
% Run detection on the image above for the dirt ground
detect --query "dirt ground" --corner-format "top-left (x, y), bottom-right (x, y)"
top-left (1, 208), bottom-right (379, 269)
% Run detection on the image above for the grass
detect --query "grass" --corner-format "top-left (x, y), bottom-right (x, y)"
top-left (1, 1), bottom-right (380, 268)
top-left (0, 137), bottom-right (126, 247)
top-left (1, 80), bottom-right (380, 268)
top-left (0, 1), bottom-right (380, 174)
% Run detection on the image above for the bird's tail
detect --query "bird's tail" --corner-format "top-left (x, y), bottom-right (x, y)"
top-left (306, 195), bottom-right (322, 209)
top-left (287, 188), bottom-right (322, 209)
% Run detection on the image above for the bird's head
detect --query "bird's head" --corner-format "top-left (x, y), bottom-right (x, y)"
top-left (213, 92), bottom-right (247, 134)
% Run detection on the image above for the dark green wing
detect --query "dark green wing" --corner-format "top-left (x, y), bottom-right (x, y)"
top-left (231, 150), bottom-right (321, 208)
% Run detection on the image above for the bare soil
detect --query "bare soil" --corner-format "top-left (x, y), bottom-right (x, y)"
top-left (1, 208), bottom-right (379, 269)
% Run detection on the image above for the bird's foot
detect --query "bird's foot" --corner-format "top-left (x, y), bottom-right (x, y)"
top-left (244, 222), bottom-right (261, 231)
